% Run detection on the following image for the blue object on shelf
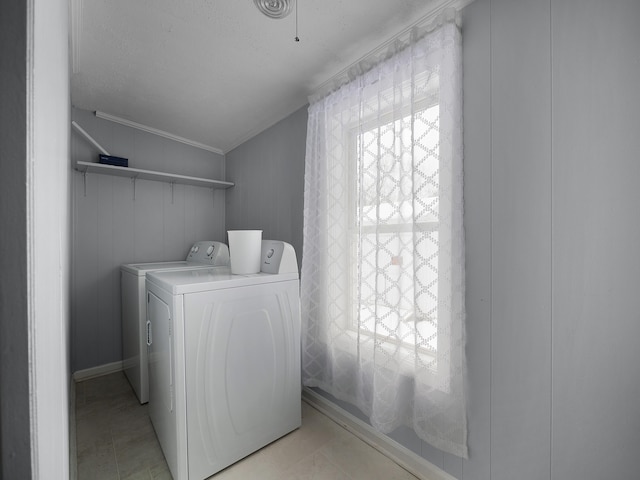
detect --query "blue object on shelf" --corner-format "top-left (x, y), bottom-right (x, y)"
top-left (99, 154), bottom-right (128, 167)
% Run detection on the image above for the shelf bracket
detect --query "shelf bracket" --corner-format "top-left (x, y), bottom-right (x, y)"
top-left (131, 176), bottom-right (138, 201)
top-left (72, 121), bottom-right (110, 156)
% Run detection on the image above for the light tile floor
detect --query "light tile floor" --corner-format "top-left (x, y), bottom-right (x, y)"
top-left (76, 372), bottom-right (418, 480)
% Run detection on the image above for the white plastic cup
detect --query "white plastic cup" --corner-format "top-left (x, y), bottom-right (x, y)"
top-left (227, 230), bottom-right (262, 274)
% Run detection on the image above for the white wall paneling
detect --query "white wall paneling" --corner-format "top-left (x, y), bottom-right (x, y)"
top-left (460, 0), bottom-right (491, 478)
top-left (71, 107), bottom-right (227, 372)
top-left (71, 174), bottom-right (224, 370)
top-left (226, 1), bottom-right (640, 479)
top-left (490, 0), bottom-right (552, 479)
top-left (97, 175), bottom-right (117, 363)
top-left (551, 1), bottom-right (640, 479)
top-left (73, 170), bottom-right (100, 371)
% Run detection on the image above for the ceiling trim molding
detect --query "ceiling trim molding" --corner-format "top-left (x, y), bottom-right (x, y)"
top-left (94, 111), bottom-right (224, 155)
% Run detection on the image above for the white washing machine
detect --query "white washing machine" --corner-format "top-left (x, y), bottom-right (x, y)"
top-left (120, 241), bottom-right (230, 404)
top-left (146, 240), bottom-right (301, 480)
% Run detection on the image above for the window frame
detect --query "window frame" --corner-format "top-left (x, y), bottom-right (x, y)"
top-left (341, 89), bottom-right (452, 388)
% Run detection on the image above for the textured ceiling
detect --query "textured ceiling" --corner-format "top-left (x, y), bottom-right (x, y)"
top-left (71, 0), bottom-right (447, 153)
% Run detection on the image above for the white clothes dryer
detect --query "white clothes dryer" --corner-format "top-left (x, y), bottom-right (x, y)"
top-left (120, 241), bottom-right (229, 404)
top-left (146, 240), bottom-right (301, 480)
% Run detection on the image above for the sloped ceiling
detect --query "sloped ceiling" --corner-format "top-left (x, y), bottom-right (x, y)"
top-left (71, 0), bottom-right (449, 153)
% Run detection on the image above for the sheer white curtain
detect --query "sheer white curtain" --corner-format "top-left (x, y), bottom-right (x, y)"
top-left (301, 11), bottom-right (467, 458)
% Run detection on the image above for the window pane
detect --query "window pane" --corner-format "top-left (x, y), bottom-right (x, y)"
top-left (353, 103), bottom-right (440, 356)
top-left (357, 105), bottom-right (440, 226)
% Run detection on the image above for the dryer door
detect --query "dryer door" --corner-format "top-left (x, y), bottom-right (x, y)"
top-left (183, 280), bottom-right (301, 479)
top-left (147, 291), bottom-right (180, 479)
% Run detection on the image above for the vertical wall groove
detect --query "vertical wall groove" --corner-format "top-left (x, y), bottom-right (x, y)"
top-left (489, 0), bottom-right (495, 476)
top-left (548, 1), bottom-right (554, 479)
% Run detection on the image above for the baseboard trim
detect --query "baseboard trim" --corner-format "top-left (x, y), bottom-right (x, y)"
top-left (301, 388), bottom-right (457, 480)
top-left (72, 360), bottom-right (123, 382)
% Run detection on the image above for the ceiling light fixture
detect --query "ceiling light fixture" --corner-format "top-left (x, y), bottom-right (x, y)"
top-left (253, 0), bottom-right (300, 42)
top-left (253, 0), bottom-right (294, 19)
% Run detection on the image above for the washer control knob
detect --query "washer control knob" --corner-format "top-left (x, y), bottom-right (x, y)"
top-left (267, 248), bottom-right (275, 259)
top-left (206, 245), bottom-right (214, 256)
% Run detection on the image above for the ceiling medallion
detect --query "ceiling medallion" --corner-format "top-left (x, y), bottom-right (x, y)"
top-left (253, 0), bottom-right (295, 19)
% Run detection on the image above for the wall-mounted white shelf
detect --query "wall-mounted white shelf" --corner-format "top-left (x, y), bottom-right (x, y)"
top-left (74, 161), bottom-right (234, 189)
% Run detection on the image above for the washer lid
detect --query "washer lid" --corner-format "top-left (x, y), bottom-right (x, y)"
top-left (121, 241), bottom-right (230, 276)
top-left (146, 267), bottom-right (298, 295)
top-left (120, 261), bottom-right (229, 276)
top-left (121, 261), bottom-right (190, 276)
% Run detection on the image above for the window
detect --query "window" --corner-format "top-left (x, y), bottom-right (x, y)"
top-left (347, 98), bottom-right (443, 374)
top-left (301, 15), bottom-right (466, 457)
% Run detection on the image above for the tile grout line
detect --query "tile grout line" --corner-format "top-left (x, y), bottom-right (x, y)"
top-left (113, 439), bottom-right (121, 480)
top-left (314, 449), bottom-right (357, 480)
top-left (112, 417), bottom-right (121, 480)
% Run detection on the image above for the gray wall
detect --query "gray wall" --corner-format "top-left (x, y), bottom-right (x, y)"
top-left (460, 0), bottom-right (491, 477)
top-left (490, 0), bottom-right (553, 478)
top-left (225, 106), bottom-right (307, 265)
top-left (0, 1), bottom-right (31, 477)
top-left (474, 0), bottom-right (640, 478)
top-left (550, 0), bottom-right (640, 478)
top-left (229, 1), bottom-right (640, 479)
top-left (71, 107), bottom-right (227, 372)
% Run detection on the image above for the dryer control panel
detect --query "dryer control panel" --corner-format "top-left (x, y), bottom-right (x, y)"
top-left (260, 240), bottom-right (298, 275)
top-left (186, 241), bottom-right (230, 266)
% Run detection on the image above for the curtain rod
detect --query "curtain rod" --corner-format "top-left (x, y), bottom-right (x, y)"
top-left (310, 0), bottom-right (473, 99)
